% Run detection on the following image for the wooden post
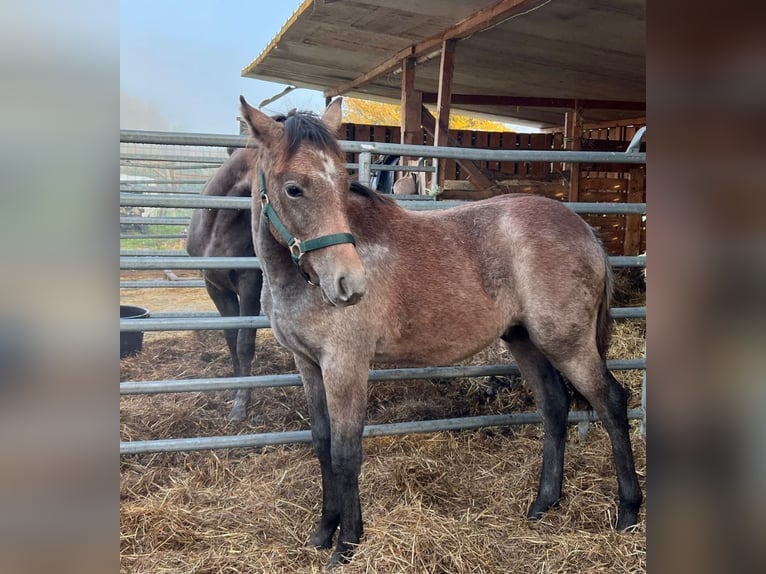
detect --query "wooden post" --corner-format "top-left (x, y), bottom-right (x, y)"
top-left (566, 101), bottom-right (582, 202)
top-left (400, 56), bottom-right (423, 192)
top-left (434, 39), bottom-right (456, 150)
top-left (623, 167), bottom-right (645, 255)
top-left (421, 106), bottom-right (495, 192)
top-left (401, 57), bottom-right (421, 146)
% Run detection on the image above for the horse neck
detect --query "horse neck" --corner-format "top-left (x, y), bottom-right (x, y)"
top-left (254, 210), bottom-right (304, 290)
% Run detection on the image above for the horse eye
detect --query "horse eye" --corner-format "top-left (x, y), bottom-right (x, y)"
top-left (284, 184), bottom-right (304, 198)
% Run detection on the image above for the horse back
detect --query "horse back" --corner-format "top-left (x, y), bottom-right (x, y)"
top-left (186, 148), bottom-right (257, 258)
top-left (343, 193), bottom-right (609, 364)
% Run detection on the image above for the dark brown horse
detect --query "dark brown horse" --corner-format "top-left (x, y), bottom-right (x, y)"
top-left (239, 96), bottom-right (643, 569)
top-left (186, 147), bottom-right (263, 421)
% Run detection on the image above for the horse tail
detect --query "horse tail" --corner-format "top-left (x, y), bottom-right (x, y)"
top-left (596, 241), bottom-right (615, 360)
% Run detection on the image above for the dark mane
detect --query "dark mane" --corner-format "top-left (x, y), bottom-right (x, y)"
top-left (284, 110), bottom-right (342, 158)
top-left (349, 181), bottom-right (398, 206)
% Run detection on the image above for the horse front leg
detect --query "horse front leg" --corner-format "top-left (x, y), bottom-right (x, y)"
top-left (322, 359), bottom-right (368, 570)
top-left (294, 355), bottom-right (341, 549)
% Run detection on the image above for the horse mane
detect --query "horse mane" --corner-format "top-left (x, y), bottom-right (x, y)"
top-left (349, 181), bottom-right (398, 207)
top-left (283, 109), bottom-right (342, 158)
top-left (275, 110), bottom-right (397, 210)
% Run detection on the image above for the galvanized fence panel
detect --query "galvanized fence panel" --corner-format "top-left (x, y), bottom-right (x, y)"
top-left (120, 131), bottom-right (647, 454)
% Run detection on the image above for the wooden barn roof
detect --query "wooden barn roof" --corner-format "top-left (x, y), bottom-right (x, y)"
top-left (242, 0), bottom-right (645, 129)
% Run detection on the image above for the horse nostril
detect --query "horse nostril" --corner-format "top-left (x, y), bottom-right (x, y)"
top-left (337, 274), bottom-right (365, 304)
top-left (338, 276), bottom-right (351, 301)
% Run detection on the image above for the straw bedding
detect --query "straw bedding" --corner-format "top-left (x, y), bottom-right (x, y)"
top-left (120, 276), bottom-right (646, 573)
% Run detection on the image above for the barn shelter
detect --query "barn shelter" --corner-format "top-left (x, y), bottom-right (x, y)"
top-left (240, 0), bottom-right (646, 255)
top-left (241, 0), bottom-right (645, 131)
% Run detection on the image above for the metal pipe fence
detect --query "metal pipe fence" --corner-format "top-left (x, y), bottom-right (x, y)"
top-left (120, 130), bottom-right (646, 454)
top-left (120, 307), bottom-right (645, 333)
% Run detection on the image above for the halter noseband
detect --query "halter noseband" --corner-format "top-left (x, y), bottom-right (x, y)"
top-left (258, 169), bottom-right (356, 283)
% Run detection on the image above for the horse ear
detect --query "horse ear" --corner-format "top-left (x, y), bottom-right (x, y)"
top-left (321, 97), bottom-right (343, 134)
top-left (239, 95), bottom-right (280, 144)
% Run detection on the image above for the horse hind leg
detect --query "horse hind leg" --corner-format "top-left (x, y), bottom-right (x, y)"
top-left (503, 327), bottom-right (570, 521)
top-left (552, 349), bottom-right (643, 529)
top-left (204, 279), bottom-right (249, 421)
top-left (229, 270), bottom-right (264, 422)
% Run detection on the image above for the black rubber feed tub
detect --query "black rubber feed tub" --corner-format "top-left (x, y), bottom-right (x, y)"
top-left (120, 305), bottom-right (150, 359)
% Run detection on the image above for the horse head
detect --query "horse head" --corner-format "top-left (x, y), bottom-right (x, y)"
top-left (239, 96), bottom-right (367, 307)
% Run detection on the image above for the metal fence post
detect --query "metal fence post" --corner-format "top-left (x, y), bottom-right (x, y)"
top-left (358, 151), bottom-right (372, 187)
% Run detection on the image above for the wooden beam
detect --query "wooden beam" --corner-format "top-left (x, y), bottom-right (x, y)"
top-left (421, 93), bottom-right (645, 111)
top-left (324, 0), bottom-right (550, 97)
top-left (540, 116), bottom-right (647, 134)
top-left (435, 39), bottom-right (457, 150)
top-left (421, 106), bottom-right (495, 192)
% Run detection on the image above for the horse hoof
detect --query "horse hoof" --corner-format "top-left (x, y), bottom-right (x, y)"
top-left (325, 550), bottom-right (352, 571)
top-left (616, 507), bottom-right (640, 531)
top-left (307, 530), bottom-right (334, 550)
top-left (228, 405), bottom-right (247, 422)
top-left (526, 498), bottom-right (560, 521)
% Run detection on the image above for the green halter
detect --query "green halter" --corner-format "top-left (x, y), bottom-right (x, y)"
top-left (258, 169), bottom-right (356, 281)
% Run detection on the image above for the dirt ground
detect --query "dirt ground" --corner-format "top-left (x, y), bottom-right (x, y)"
top-left (120, 271), bottom-right (646, 573)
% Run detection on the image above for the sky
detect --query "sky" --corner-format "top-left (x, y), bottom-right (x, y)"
top-left (120, 1), bottom-right (326, 134)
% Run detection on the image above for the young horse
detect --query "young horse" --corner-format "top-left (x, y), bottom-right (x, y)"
top-left (186, 147), bottom-right (264, 421)
top-left (239, 96), bottom-right (643, 569)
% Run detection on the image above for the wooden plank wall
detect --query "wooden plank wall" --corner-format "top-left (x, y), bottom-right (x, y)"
top-left (340, 121), bottom-right (645, 255)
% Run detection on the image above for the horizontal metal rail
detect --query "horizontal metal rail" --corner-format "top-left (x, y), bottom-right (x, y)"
top-left (121, 152), bottom-right (228, 164)
top-left (120, 307), bottom-right (645, 332)
top-left (120, 250), bottom-right (192, 257)
top-left (121, 162), bottom-right (222, 170)
top-left (120, 280), bottom-right (204, 288)
top-left (120, 256), bottom-right (260, 270)
top-left (120, 408), bottom-right (644, 455)
top-left (121, 315), bottom-right (271, 331)
top-left (120, 234), bottom-right (187, 240)
top-left (366, 163), bottom-right (437, 173)
top-left (120, 216), bottom-right (189, 226)
top-left (120, 359), bottom-right (644, 395)
top-left (120, 130), bottom-right (646, 164)
top-left (119, 254), bottom-right (643, 271)
top-left (119, 192), bottom-right (646, 215)
top-left (120, 179), bottom-right (210, 185)
top-left (120, 191), bottom-right (202, 196)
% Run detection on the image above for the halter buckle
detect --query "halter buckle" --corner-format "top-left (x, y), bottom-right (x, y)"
top-left (288, 238), bottom-right (304, 262)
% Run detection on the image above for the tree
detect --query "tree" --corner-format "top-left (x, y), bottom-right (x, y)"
top-left (343, 97), bottom-right (511, 132)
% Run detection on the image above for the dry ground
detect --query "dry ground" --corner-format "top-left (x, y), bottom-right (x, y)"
top-left (120, 271), bottom-right (646, 573)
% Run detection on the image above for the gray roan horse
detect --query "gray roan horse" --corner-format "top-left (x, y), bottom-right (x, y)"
top-left (239, 96), bottom-right (642, 569)
top-left (186, 146), bottom-right (264, 421)
top-left (186, 114), bottom-right (395, 421)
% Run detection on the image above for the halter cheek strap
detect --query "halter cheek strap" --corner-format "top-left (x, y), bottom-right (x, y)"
top-left (258, 169), bottom-right (356, 281)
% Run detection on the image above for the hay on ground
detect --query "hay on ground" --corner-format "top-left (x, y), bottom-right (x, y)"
top-left (120, 279), bottom-right (646, 573)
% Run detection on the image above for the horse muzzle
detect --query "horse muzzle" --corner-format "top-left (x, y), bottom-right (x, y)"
top-left (313, 245), bottom-right (367, 307)
top-left (323, 266), bottom-right (366, 307)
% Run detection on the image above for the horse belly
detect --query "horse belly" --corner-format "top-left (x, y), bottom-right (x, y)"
top-left (374, 304), bottom-right (506, 367)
